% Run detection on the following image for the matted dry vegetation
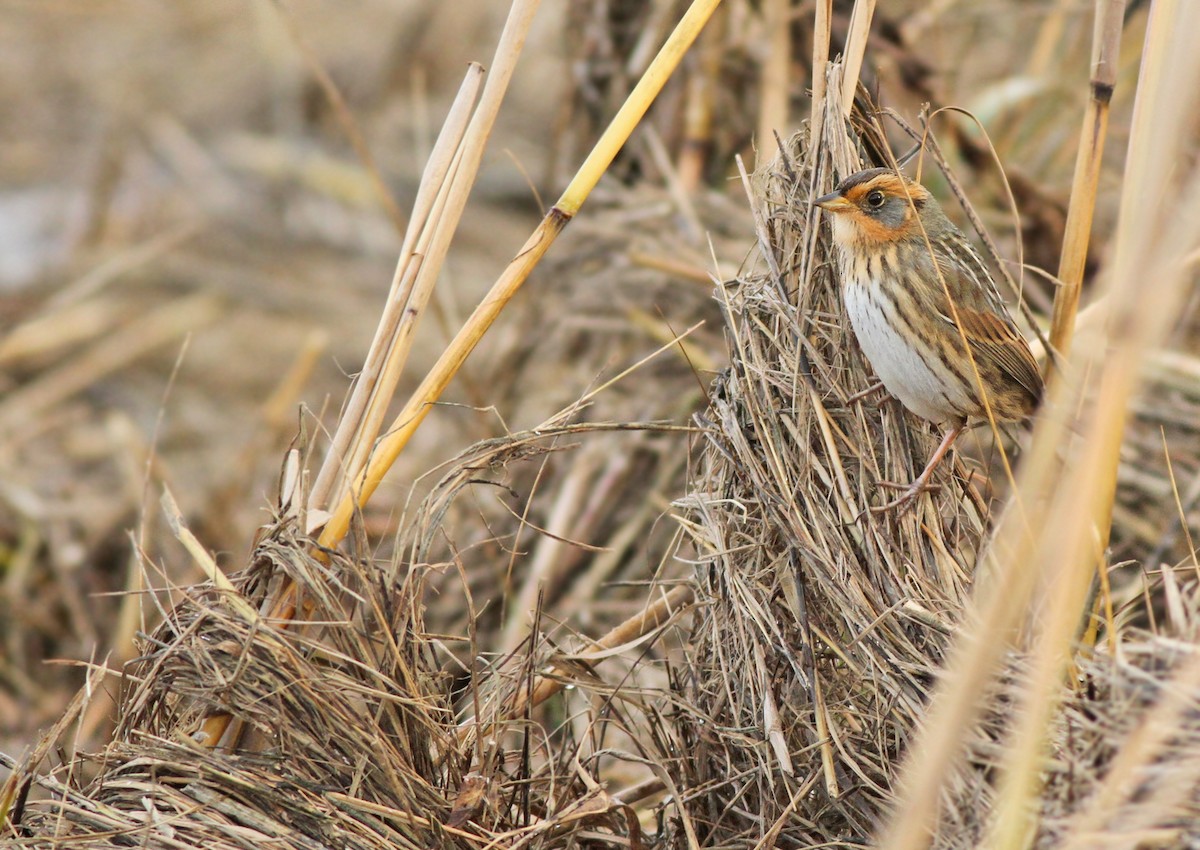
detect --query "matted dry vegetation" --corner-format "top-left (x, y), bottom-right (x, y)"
top-left (4, 1), bottom-right (1200, 849)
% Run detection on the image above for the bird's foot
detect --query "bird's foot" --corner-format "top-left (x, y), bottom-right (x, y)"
top-left (870, 478), bottom-right (940, 513)
top-left (868, 423), bottom-right (965, 514)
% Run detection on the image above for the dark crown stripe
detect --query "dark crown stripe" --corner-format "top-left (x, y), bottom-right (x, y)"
top-left (834, 167), bottom-right (894, 194)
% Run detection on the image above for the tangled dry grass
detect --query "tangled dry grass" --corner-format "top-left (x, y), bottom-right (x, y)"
top-left (5, 1), bottom-right (1200, 849)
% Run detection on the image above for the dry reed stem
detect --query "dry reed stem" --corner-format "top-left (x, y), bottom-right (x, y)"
top-left (755, 0), bottom-right (789, 165)
top-left (316, 0), bottom-right (725, 552)
top-left (806, 0), bottom-right (832, 168)
top-left (878, 3), bottom-right (1200, 848)
top-left (839, 0), bottom-right (876, 115)
top-left (308, 64), bottom-right (485, 518)
top-left (1047, 0), bottom-right (1125, 360)
top-left (1026, 0), bottom-right (1075, 79)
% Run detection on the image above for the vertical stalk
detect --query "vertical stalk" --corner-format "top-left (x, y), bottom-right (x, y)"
top-left (756, 0), bottom-right (790, 164)
top-left (1047, 0), bottom-right (1125, 361)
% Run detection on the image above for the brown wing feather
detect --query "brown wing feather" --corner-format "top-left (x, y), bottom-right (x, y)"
top-left (927, 237), bottom-right (1044, 412)
top-left (955, 307), bottom-right (1044, 407)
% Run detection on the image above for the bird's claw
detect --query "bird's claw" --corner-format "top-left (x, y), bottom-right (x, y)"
top-left (869, 479), bottom-right (940, 513)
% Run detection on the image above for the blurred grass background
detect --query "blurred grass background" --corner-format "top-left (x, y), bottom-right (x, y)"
top-left (0, 0), bottom-right (1166, 792)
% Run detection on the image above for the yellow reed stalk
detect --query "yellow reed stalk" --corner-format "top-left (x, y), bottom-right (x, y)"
top-left (1048, 0), bottom-right (1125, 360)
top-left (316, 0), bottom-right (724, 551)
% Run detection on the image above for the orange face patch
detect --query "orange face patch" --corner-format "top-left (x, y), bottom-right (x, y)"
top-left (836, 174), bottom-right (928, 244)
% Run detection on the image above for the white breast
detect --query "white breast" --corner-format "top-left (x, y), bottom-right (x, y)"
top-left (842, 279), bottom-right (972, 425)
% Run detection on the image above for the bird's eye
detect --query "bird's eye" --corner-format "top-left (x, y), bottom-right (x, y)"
top-left (866, 190), bottom-right (886, 209)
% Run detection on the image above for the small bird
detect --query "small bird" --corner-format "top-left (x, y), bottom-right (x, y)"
top-left (814, 167), bottom-right (1043, 510)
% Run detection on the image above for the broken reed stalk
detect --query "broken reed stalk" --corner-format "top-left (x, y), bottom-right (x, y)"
top-left (876, 3), bottom-right (1200, 849)
top-left (806, 0), bottom-right (832, 167)
top-left (839, 0), bottom-right (875, 115)
top-left (1047, 0), bottom-right (1125, 361)
top-left (307, 63), bottom-right (486, 519)
top-left (315, 0), bottom-right (725, 552)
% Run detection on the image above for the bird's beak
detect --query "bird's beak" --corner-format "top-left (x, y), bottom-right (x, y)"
top-left (813, 191), bottom-right (853, 213)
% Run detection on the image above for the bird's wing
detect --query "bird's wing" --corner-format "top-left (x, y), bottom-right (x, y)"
top-left (953, 306), bottom-right (1044, 403)
top-left (930, 237), bottom-right (1045, 405)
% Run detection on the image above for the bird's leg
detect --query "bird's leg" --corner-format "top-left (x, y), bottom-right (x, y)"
top-left (873, 422), bottom-right (964, 513)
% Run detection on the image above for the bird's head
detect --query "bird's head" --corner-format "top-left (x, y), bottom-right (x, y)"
top-left (814, 168), bottom-right (937, 247)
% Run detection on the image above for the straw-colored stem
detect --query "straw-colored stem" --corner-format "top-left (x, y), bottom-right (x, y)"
top-left (1048, 0), bottom-right (1125, 361)
top-left (317, 0), bottom-right (724, 551)
top-left (839, 0), bottom-right (876, 116)
top-left (804, 0), bottom-right (832, 176)
top-left (756, 0), bottom-right (790, 165)
top-left (308, 65), bottom-right (484, 515)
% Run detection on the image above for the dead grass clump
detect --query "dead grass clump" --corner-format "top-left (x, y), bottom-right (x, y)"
top-left (7, 484), bottom-right (668, 849)
top-left (669, 84), bottom-right (991, 844)
top-left (1035, 625), bottom-right (1200, 847)
top-left (916, 607), bottom-right (1200, 850)
top-left (8, 519), bottom-right (452, 849)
